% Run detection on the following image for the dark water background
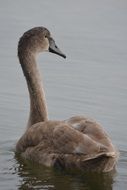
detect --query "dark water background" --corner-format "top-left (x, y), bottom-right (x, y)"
top-left (0, 0), bottom-right (127, 189)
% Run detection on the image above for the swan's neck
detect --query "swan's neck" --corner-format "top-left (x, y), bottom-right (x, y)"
top-left (18, 51), bottom-right (48, 128)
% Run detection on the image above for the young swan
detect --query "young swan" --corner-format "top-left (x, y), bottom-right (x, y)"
top-left (16, 27), bottom-right (118, 172)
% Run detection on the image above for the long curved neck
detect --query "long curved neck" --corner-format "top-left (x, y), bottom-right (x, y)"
top-left (18, 50), bottom-right (48, 128)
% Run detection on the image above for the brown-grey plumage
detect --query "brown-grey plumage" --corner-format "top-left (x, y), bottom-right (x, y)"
top-left (16, 27), bottom-right (118, 172)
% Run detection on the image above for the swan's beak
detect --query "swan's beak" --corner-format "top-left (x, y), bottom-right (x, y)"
top-left (49, 38), bottom-right (66, 59)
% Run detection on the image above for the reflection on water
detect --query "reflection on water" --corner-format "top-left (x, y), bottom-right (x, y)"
top-left (15, 154), bottom-right (115, 190)
top-left (2, 145), bottom-right (126, 190)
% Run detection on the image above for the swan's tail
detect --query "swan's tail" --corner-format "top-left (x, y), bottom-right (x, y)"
top-left (105, 151), bottom-right (118, 158)
top-left (52, 151), bottom-right (118, 172)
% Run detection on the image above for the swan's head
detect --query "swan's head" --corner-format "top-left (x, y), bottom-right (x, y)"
top-left (18, 27), bottom-right (66, 58)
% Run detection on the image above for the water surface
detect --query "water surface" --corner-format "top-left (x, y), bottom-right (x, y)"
top-left (0, 0), bottom-right (127, 189)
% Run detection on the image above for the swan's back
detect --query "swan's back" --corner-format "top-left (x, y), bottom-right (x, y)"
top-left (16, 116), bottom-right (117, 172)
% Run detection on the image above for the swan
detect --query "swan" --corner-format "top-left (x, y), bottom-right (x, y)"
top-left (16, 27), bottom-right (118, 172)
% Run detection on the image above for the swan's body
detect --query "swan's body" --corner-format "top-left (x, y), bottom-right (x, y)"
top-left (16, 27), bottom-right (118, 172)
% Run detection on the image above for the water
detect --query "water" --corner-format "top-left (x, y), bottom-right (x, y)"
top-left (0, 0), bottom-right (127, 189)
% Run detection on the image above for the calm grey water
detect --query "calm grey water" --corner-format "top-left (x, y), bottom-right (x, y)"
top-left (0, 0), bottom-right (127, 189)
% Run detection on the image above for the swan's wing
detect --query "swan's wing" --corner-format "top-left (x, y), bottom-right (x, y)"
top-left (16, 120), bottom-right (106, 156)
top-left (16, 120), bottom-right (67, 153)
top-left (65, 116), bottom-right (115, 152)
top-left (16, 118), bottom-right (116, 160)
top-left (16, 119), bottom-right (117, 171)
top-left (16, 123), bottom-right (43, 152)
top-left (52, 123), bottom-right (108, 156)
